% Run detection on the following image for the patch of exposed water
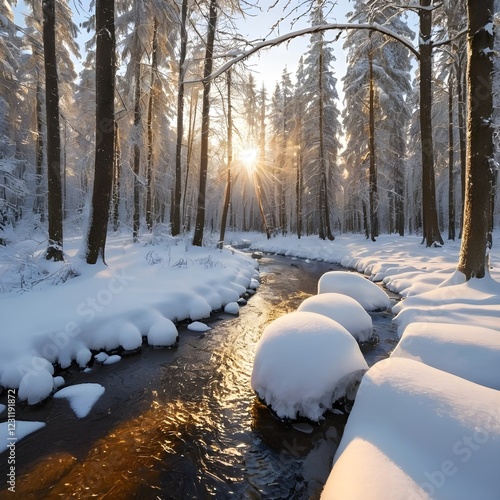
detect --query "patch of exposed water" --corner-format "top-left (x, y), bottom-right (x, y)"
top-left (0, 254), bottom-right (399, 499)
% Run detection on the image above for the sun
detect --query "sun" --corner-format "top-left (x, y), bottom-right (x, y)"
top-left (238, 147), bottom-right (259, 174)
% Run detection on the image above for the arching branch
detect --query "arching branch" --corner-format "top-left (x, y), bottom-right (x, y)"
top-left (184, 22), bottom-right (419, 84)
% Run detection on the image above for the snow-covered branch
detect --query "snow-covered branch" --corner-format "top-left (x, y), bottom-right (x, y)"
top-left (432, 28), bottom-right (467, 49)
top-left (184, 22), bottom-right (419, 84)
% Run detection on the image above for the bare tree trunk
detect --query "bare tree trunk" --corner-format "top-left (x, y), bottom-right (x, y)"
top-left (43, 0), bottom-right (64, 261)
top-left (172, 0), bottom-right (189, 236)
top-left (146, 18), bottom-right (158, 232)
top-left (457, 0), bottom-right (495, 279)
top-left (419, 0), bottom-right (443, 247)
top-left (132, 58), bottom-right (142, 242)
top-left (368, 41), bottom-right (378, 242)
top-left (218, 70), bottom-right (232, 249)
top-left (182, 89), bottom-right (198, 227)
top-left (448, 72), bottom-right (456, 241)
top-left (193, 0), bottom-right (217, 247)
top-left (456, 54), bottom-right (467, 238)
top-left (112, 123), bottom-right (121, 232)
top-left (35, 69), bottom-right (45, 222)
top-left (86, 0), bottom-right (115, 264)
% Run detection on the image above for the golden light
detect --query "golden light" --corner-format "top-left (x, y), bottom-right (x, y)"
top-left (238, 147), bottom-right (259, 174)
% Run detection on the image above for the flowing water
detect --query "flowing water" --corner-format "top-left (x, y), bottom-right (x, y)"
top-left (0, 253), bottom-right (398, 499)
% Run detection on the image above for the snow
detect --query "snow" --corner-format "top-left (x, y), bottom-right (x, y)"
top-left (53, 383), bottom-right (105, 418)
top-left (0, 234), bottom-right (257, 403)
top-left (321, 358), bottom-right (500, 500)
top-left (224, 301), bottom-right (240, 314)
top-left (391, 322), bottom-right (500, 390)
top-left (0, 421), bottom-right (46, 453)
top-left (1, 230), bottom-right (500, 496)
top-left (251, 311), bottom-right (368, 421)
top-left (147, 317), bottom-right (178, 347)
top-left (187, 321), bottom-right (211, 332)
top-left (103, 354), bottom-right (121, 365)
top-left (297, 293), bottom-right (373, 342)
top-left (318, 271), bottom-right (391, 311)
top-left (0, 404), bottom-right (5, 414)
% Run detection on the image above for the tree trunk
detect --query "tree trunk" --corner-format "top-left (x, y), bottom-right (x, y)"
top-left (419, 0), bottom-right (443, 247)
top-left (146, 18), bottom-right (158, 232)
top-left (172, 0), bottom-right (189, 236)
top-left (456, 54), bottom-right (467, 238)
top-left (368, 41), bottom-right (378, 242)
top-left (448, 72), bottom-right (456, 241)
top-left (86, 0), bottom-right (115, 264)
top-left (35, 69), bottom-right (45, 222)
top-left (218, 70), bottom-right (232, 249)
top-left (132, 57), bottom-right (142, 242)
top-left (192, 0), bottom-right (217, 247)
top-left (457, 0), bottom-right (495, 279)
top-left (43, 0), bottom-right (64, 261)
top-left (112, 123), bottom-right (121, 232)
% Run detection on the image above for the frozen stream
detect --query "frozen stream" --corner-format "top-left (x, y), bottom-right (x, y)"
top-left (0, 253), bottom-right (398, 499)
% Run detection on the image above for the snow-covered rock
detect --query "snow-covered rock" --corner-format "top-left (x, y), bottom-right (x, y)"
top-left (318, 271), bottom-right (391, 311)
top-left (321, 357), bottom-right (500, 500)
top-left (0, 421), bottom-right (46, 453)
top-left (147, 317), bottom-right (178, 347)
top-left (297, 293), bottom-right (373, 342)
top-left (251, 311), bottom-right (368, 421)
top-left (224, 302), bottom-right (240, 315)
top-left (391, 322), bottom-right (500, 390)
top-left (18, 369), bottom-right (55, 404)
top-left (187, 321), bottom-right (211, 332)
top-left (53, 383), bottom-right (105, 418)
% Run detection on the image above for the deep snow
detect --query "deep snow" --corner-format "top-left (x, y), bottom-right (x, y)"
top-left (1, 231), bottom-right (499, 497)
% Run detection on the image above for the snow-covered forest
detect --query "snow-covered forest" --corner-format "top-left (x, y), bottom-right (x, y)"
top-left (0, 0), bottom-right (497, 268)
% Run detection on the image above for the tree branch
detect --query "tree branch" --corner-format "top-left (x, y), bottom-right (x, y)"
top-left (432, 28), bottom-right (467, 49)
top-left (184, 22), bottom-right (419, 84)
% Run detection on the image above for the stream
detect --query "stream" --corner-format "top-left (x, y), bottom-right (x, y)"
top-left (0, 253), bottom-right (399, 499)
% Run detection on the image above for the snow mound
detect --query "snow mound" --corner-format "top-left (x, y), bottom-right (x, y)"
top-left (298, 293), bottom-right (373, 342)
top-left (251, 311), bottom-right (368, 421)
top-left (0, 421), bottom-right (46, 453)
top-left (103, 354), bottom-right (121, 365)
top-left (391, 322), bottom-right (500, 390)
top-left (187, 321), bottom-right (211, 332)
top-left (321, 357), bottom-right (500, 500)
top-left (318, 271), bottom-right (390, 311)
top-left (53, 383), bottom-right (105, 418)
top-left (224, 302), bottom-right (239, 315)
top-left (18, 368), bottom-right (55, 405)
top-left (147, 317), bottom-right (178, 347)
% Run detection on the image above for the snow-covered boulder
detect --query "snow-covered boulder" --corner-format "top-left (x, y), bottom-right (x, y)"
top-left (318, 271), bottom-right (391, 311)
top-left (321, 357), bottom-right (500, 500)
top-left (297, 293), bottom-right (373, 342)
top-left (391, 322), bottom-right (500, 390)
top-left (147, 317), bottom-right (178, 347)
top-left (18, 368), bottom-right (55, 405)
top-left (53, 383), bottom-right (105, 418)
top-left (224, 302), bottom-right (240, 315)
top-left (251, 311), bottom-right (368, 422)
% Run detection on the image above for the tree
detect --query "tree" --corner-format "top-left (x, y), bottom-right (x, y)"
top-left (457, 0), bottom-right (495, 279)
top-left (43, 0), bottom-right (64, 261)
top-left (86, 0), bottom-right (116, 264)
top-left (193, 0), bottom-right (218, 247)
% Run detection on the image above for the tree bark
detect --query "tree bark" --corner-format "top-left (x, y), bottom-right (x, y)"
top-left (146, 18), bottom-right (158, 232)
top-left (419, 0), bottom-right (443, 247)
top-left (192, 0), bottom-right (217, 247)
top-left (43, 0), bottom-right (64, 261)
top-left (172, 0), bottom-right (188, 236)
top-left (448, 72), bottom-right (456, 240)
top-left (86, 0), bottom-right (115, 264)
top-left (457, 0), bottom-right (495, 279)
top-left (218, 70), bottom-right (232, 249)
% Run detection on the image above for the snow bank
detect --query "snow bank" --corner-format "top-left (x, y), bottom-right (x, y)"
top-left (322, 357), bottom-right (500, 500)
top-left (251, 311), bottom-right (368, 421)
top-left (0, 236), bottom-right (258, 403)
top-left (0, 421), bottom-right (46, 453)
top-left (297, 293), bottom-right (373, 342)
top-left (318, 271), bottom-right (391, 311)
top-left (391, 322), bottom-right (500, 390)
